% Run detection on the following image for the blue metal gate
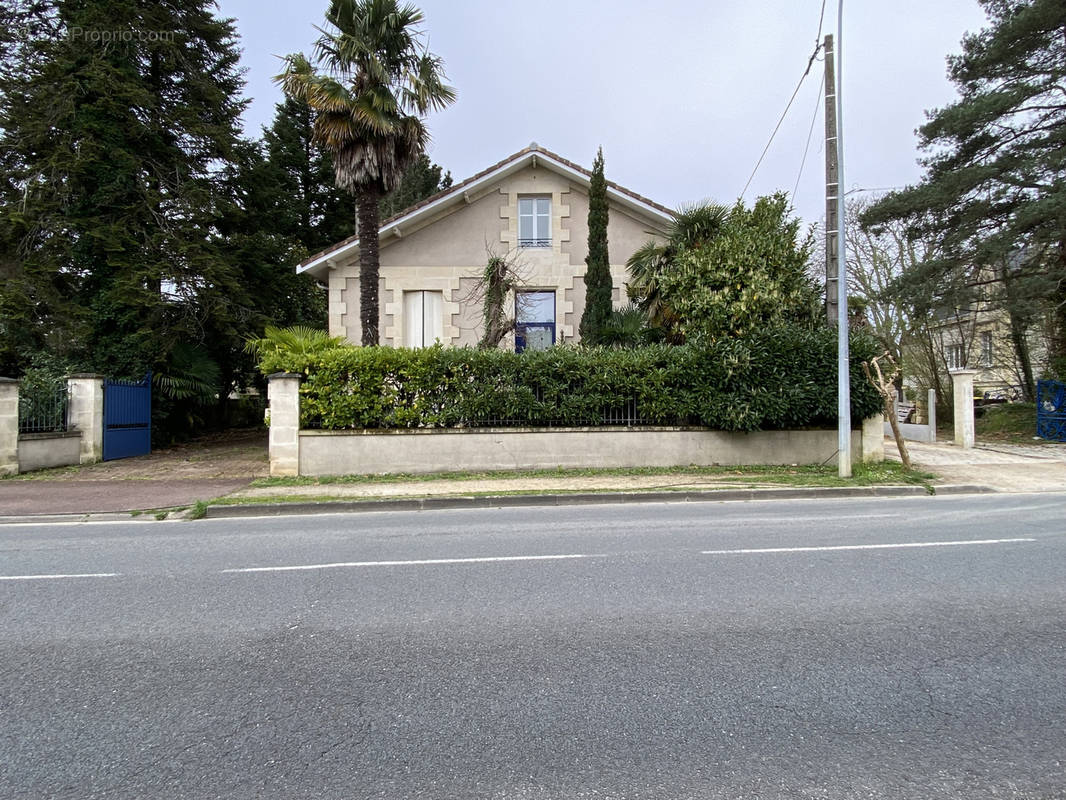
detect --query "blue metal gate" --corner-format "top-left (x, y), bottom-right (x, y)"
top-left (103, 373), bottom-right (152, 461)
top-left (1036, 380), bottom-right (1066, 442)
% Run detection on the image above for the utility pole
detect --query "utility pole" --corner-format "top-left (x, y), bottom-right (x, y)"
top-left (830, 6), bottom-right (852, 478)
top-left (824, 33), bottom-right (839, 326)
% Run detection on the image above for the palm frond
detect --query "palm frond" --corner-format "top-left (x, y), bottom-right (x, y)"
top-left (245, 326), bottom-right (347, 362)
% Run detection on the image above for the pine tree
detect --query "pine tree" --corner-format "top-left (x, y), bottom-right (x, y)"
top-left (579, 147), bottom-right (612, 344)
top-left (861, 0), bottom-right (1066, 378)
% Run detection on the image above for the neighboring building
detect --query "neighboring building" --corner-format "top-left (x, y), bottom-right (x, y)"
top-left (931, 304), bottom-right (1049, 399)
top-left (296, 143), bottom-right (673, 350)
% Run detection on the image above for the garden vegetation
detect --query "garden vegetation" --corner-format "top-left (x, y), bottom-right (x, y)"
top-left (255, 325), bottom-right (883, 432)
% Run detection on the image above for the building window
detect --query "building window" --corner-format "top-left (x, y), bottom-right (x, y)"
top-left (946, 343), bottom-right (964, 370)
top-left (981, 331), bottom-right (993, 367)
top-left (404, 290), bottom-right (443, 348)
top-left (518, 197), bottom-right (551, 247)
top-left (515, 290), bottom-right (555, 352)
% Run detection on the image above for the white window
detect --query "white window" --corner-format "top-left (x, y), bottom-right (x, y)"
top-left (981, 331), bottom-right (993, 367)
top-left (515, 290), bottom-right (556, 352)
top-left (518, 197), bottom-right (551, 247)
top-left (404, 290), bottom-right (443, 348)
top-left (946, 343), bottom-right (965, 370)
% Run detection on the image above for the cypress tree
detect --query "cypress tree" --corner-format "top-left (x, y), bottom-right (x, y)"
top-left (579, 146), bottom-right (612, 345)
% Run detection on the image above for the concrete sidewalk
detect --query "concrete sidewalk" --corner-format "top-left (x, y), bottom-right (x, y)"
top-left (0, 479), bottom-right (253, 516)
top-left (3, 435), bottom-right (1064, 521)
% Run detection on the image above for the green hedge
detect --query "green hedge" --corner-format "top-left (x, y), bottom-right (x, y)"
top-left (259, 325), bottom-right (883, 432)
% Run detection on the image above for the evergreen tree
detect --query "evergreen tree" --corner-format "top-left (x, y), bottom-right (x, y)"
top-left (630, 195), bottom-right (819, 343)
top-left (260, 95), bottom-right (352, 253)
top-left (861, 0), bottom-right (1066, 377)
top-left (0, 0), bottom-right (248, 381)
top-left (214, 139), bottom-right (327, 353)
top-left (379, 154), bottom-right (453, 220)
top-left (579, 147), bottom-right (612, 345)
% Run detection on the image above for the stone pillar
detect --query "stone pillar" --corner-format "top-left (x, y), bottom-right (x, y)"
top-left (0, 378), bottom-right (18, 476)
top-left (67, 373), bottom-right (105, 464)
top-left (861, 413), bottom-right (885, 463)
top-left (950, 369), bottom-right (979, 449)
top-left (267, 373), bottom-right (302, 477)
top-left (927, 388), bottom-right (937, 444)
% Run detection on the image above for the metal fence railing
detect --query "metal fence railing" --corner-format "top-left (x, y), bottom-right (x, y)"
top-left (18, 383), bottom-right (69, 434)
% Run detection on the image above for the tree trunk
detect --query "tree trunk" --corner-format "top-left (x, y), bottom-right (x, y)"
top-left (885, 395), bottom-right (911, 470)
top-left (921, 330), bottom-right (947, 414)
top-left (356, 188), bottom-right (382, 346)
top-left (1008, 307), bottom-right (1035, 402)
top-left (1053, 238), bottom-right (1066, 379)
top-left (1000, 260), bottom-right (1036, 402)
top-left (864, 357), bottom-right (911, 470)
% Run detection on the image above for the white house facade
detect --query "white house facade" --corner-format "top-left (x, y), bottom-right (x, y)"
top-left (296, 143), bottom-right (673, 350)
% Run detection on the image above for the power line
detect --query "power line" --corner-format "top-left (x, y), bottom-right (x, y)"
top-left (793, 66), bottom-right (825, 202)
top-left (740, 0), bottom-right (829, 200)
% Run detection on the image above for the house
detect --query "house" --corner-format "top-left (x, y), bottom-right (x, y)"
top-left (296, 143), bottom-right (673, 350)
top-left (926, 266), bottom-right (1051, 400)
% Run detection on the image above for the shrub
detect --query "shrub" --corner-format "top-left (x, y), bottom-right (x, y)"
top-left (257, 325), bottom-right (883, 432)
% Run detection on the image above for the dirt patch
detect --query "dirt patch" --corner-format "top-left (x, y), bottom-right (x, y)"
top-left (11, 428), bottom-right (268, 481)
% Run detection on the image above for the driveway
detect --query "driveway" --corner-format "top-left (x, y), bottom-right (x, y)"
top-left (889, 439), bottom-right (1066, 492)
top-left (0, 429), bottom-right (267, 516)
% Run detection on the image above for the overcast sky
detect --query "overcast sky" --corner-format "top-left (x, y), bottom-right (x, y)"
top-left (213, 0), bottom-right (990, 229)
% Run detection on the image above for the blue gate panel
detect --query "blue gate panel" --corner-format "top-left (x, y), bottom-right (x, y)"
top-left (104, 426), bottom-right (152, 461)
top-left (1036, 380), bottom-right (1066, 442)
top-left (103, 373), bottom-right (152, 461)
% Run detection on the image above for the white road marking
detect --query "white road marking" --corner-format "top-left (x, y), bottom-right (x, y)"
top-left (0, 572), bottom-right (121, 581)
top-left (708, 513), bottom-right (900, 525)
top-left (702, 538), bottom-right (1035, 555)
top-left (222, 553), bottom-right (602, 574)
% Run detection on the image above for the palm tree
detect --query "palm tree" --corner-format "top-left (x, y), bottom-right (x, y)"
top-left (626, 202), bottom-right (730, 336)
top-left (276, 0), bottom-right (456, 346)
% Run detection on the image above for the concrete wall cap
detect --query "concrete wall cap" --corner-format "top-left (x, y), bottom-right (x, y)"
top-left (948, 369), bottom-right (980, 376)
top-left (66, 373), bottom-right (105, 379)
top-left (267, 372), bottom-right (303, 380)
top-left (0, 377), bottom-right (18, 383)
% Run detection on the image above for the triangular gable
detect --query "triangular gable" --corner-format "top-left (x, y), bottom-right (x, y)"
top-left (297, 143), bottom-right (674, 278)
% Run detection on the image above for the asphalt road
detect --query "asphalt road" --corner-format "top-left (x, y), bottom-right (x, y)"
top-left (2, 494), bottom-right (1064, 799)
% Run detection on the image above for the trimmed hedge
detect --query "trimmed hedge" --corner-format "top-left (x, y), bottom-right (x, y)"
top-left (259, 325), bottom-right (883, 432)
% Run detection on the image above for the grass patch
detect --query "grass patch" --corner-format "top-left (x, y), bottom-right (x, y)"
top-left (204, 465), bottom-right (935, 510)
top-left (247, 461), bottom-right (933, 492)
top-left (976, 402), bottom-right (1040, 443)
top-left (187, 500), bottom-right (209, 520)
